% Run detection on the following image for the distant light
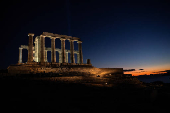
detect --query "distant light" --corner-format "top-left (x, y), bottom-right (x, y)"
top-left (106, 83), bottom-right (107, 85)
top-left (97, 75), bottom-right (100, 77)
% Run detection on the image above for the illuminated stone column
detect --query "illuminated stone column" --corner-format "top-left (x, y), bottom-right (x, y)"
top-left (59, 51), bottom-right (62, 63)
top-left (60, 38), bottom-right (66, 63)
top-left (69, 40), bottom-right (75, 63)
top-left (78, 41), bottom-right (83, 64)
top-left (18, 47), bottom-right (23, 63)
top-left (33, 50), bottom-right (35, 61)
top-left (28, 33), bottom-right (34, 63)
top-left (34, 38), bottom-right (38, 62)
top-left (33, 36), bottom-right (41, 62)
top-left (51, 38), bottom-right (56, 63)
top-left (40, 35), bottom-right (45, 62)
top-left (77, 53), bottom-right (79, 63)
top-left (66, 52), bottom-right (68, 63)
top-left (45, 50), bottom-right (48, 62)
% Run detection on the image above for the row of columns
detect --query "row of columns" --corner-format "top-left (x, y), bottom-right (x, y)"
top-left (45, 50), bottom-right (69, 63)
top-left (21, 33), bottom-right (83, 64)
top-left (19, 48), bottom-right (71, 63)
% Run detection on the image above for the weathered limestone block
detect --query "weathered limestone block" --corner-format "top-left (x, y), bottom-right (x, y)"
top-left (8, 65), bottom-right (31, 74)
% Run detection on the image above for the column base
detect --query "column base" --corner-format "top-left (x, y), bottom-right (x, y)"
top-left (61, 63), bottom-right (69, 66)
top-left (70, 63), bottom-right (76, 65)
top-left (17, 62), bottom-right (23, 65)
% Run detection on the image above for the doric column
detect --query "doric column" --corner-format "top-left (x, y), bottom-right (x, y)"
top-left (69, 40), bottom-right (75, 63)
top-left (45, 50), bottom-right (48, 62)
top-left (59, 51), bottom-right (62, 63)
top-left (40, 35), bottom-right (45, 62)
top-left (77, 53), bottom-right (79, 63)
top-left (18, 47), bottom-right (23, 63)
top-left (37, 36), bottom-right (41, 62)
top-left (34, 37), bottom-right (39, 62)
top-left (51, 38), bottom-right (56, 63)
top-left (28, 33), bottom-right (34, 63)
top-left (33, 50), bottom-right (35, 61)
top-left (60, 38), bottom-right (66, 63)
top-left (66, 52), bottom-right (68, 63)
top-left (78, 41), bottom-right (83, 64)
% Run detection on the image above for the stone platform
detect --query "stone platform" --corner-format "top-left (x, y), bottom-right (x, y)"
top-left (7, 62), bottom-right (123, 77)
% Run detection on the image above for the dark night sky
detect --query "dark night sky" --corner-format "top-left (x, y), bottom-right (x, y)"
top-left (0, 0), bottom-right (170, 75)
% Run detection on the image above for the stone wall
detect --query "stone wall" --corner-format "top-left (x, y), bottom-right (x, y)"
top-left (7, 64), bottom-right (124, 77)
top-left (8, 65), bottom-right (32, 74)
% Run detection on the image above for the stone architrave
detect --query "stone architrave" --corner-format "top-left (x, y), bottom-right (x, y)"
top-left (78, 41), bottom-right (83, 64)
top-left (60, 38), bottom-right (66, 63)
top-left (28, 33), bottom-right (34, 63)
top-left (40, 35), bottom-right (45, 62)
top-left (18, 47), bottom-right (23, 63)
top-left (69, 40), bottom-right (75, 63)
top-left (51, 38), bottom-right (56, 63)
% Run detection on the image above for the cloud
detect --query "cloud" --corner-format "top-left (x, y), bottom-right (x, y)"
top-left (152, 72), bottom-right (158, 73)
top-left (139, 69), bottom-right (144, 70)
top-left (159, 70), bottom-right (170, 73)
top-left (152, 70), bottom-right (170, 74)
top-left (159, 71), bottom-right (166, 72)
top-left (123, 69), bottom-right (135, 72)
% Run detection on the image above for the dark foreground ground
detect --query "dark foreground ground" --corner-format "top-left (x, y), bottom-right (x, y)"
top-left (0, 75), bottom-right (170, 113)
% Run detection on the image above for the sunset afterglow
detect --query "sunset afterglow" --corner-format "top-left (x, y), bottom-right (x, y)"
top-left (124, 63), bottom-right (170, 76)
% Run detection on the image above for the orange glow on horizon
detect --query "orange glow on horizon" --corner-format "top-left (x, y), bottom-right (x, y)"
top-left (124, 64), bottom-right (170, 76)
top-left (124, 71), bottom-right (167, 76)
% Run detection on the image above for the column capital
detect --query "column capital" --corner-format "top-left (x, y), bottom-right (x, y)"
top-left (28, 33), bottom-right (34, 36)
top-left (60, 38), bottom-right (66, 41)
top-left (68, 39), bottom-right (76, 42)
top-left (40, 35), bottom-right (46, 38)
top-left (49, 37), bottom-right (57, 39)
top-left (77, 41), bottom-right (82, 43)
top-left (19, 47), bottom-right (23, 49)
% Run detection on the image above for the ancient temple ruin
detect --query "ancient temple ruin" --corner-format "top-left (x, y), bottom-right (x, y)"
top-left (8, 32), bottom-right (124, 76)
top-left (18, 32), bottom-right (84, 64)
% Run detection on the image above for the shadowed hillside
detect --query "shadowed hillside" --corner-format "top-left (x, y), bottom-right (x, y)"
top-left (1, 75), bottom-right (170, 112)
